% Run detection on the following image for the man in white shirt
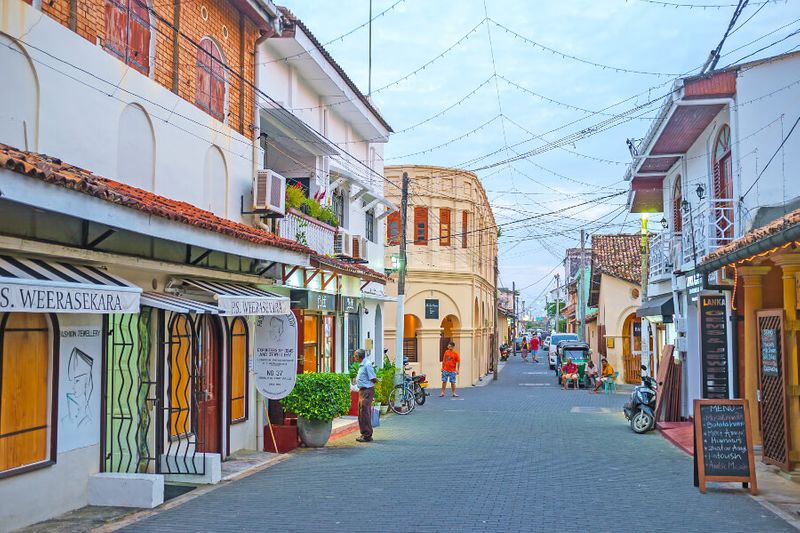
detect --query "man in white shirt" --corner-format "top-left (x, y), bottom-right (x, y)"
top-left (354, 349), bottom-right (377, 443)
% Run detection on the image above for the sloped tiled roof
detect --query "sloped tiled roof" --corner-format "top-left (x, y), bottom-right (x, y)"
top-left (703, 207), bottom-right (800, 263)
top-left (591, 234), bottom-right (642, 285)
top-left (311, 254), bottom-right (388, 284)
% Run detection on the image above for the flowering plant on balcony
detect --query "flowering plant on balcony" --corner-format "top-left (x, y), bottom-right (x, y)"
top-left (285, 184), bottom-right (339, 227)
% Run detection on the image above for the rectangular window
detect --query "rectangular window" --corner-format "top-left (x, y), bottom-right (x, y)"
top-left (332, 189), bottom-right (345, 228)
top-left (414, 207), bottom-right (428, 245)
top-left (462, 211), bottom-right (468, 248)
top-left (169, 315), bottom-right (192, 438)
top-left (229, 318), bottom-right (248, 423)
top-left (365, 209), bottom-right (376, 243)
top-left (386, 211), bottom-right (401, 245)
top-left (1, 313), bottom-right (52, 474)
top-left (439, 208), bottom-right (451, 246)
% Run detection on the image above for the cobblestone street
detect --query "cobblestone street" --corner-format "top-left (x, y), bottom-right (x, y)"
top-left (123, 356), bottom-right (793, 533)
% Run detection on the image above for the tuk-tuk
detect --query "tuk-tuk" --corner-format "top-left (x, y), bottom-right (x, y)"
top-left (556, 341), bottom-right (592, 386)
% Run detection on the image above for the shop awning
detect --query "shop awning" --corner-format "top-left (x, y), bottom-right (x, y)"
top-left (261, 107), bottom-right (340, 157)
top-left (140, 292), bottom-right (221, 314)
top-left (177, 279), bottom-right (290, 316)
top-left (637, 294), bottom-right (675, 323)
top-left (0, 254), bottom-right (141, 313)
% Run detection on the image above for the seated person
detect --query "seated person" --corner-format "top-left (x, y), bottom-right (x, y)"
top-left (583, 359), bottom-right (598, 389)
top-left (561, 357), bottom-right (579, 389)
top-left (594, 358), bottom-right (616, 392)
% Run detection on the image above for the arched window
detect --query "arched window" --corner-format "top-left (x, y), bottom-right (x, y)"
top-left (196, 38), bottom-right (226, 121)
top-left (672, 176), bottom-right (682, 234)
top-left (169, 314), bottom-right (192, 438)
top-left (104, 0), bottom-right (151, 76)
top-left (712, 124), bottom-right (734, 240)
top-left (0, 313), bottom-right (55, 474)
top-left (203, 145), bottom-right (228, 217)
top-left (118, 103), bottom-right (155, 191)
top-left (229, 318), bottom-right (248, 423)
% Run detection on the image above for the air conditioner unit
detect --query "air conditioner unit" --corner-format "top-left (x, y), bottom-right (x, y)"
top-left (334, 230), bottom-right (352, 257)
top-left (254, 169), bottom-right (286, 215)
top-left (351, 235), bottom-right (368, 260)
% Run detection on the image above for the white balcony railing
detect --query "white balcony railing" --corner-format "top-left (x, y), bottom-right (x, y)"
top-left (278, 208), bottom-right (336, 255)
top-left (648, 232), bottom-right (672, 280)
top-left (681, 198), bottom-right (736, 266)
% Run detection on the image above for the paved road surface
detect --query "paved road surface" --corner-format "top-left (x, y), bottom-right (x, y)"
top-left (123, 356), bottom-right (792, 532)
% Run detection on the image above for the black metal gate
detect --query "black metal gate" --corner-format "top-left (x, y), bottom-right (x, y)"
top-left (103, 310), bottom-right (156, 473)
top-left (757, 310), bottom-right (791, 470)
top-left (157, 311), bottom-right (205, 475)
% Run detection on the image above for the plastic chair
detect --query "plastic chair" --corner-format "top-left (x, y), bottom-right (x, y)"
top-left (563, 375), bottom-right (579, 390)
top-left (603, 372), bottom-right (619, 394)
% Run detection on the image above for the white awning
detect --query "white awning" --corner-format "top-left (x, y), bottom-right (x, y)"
top-left (140, 292), bottom-right (220, 314)
top-left (261, 107), bottom-right (340, 157)
top-left (0, 254), bottom-right (140, 314)
top-left (177, 279), bottom-right (290, 316)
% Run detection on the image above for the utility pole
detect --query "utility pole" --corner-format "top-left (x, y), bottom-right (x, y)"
top-left (640, 215), bottom-right (651, 377)
top-left (367, 0), bottom-right (373, 96)
top-left (512, 281), bottom-right (517, 357)
top-left (579, 229), bottom-right (586, 341)
top-left (394, 172), bottom-right (410, 374)
top-left (555, 274), bottom-right (561, 333)
top-left (493, 256), bottom-right (499, 380)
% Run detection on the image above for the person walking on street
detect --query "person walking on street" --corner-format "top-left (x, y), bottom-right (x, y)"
top-left (521, 336), bottom-right (529, 362)
top-left (354, 349), bottom-right (377, 442)
top-left (530, 335), bottom-right (540, 363)
top-left (440, 341), bottom-right (461, 397)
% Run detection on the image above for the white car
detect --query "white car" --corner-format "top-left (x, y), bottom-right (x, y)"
top-left (548, 333), bottom-right (579, 369)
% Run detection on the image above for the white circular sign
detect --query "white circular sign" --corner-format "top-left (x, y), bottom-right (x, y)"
top-left (253, 313), bottom-right (298, 400)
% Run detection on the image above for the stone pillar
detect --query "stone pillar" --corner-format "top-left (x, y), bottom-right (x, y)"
top-left (773, 255), bottom-right (800, 464)
top-left (417, 327), bottom-right (444, 382)
top-left (453, 328), bottom-right (474, 387)
top-left (739, 265), bottom-right (772, 445)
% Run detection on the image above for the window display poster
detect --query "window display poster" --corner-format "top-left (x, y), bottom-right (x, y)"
top-left (253, 314), bottom-right (299, 400)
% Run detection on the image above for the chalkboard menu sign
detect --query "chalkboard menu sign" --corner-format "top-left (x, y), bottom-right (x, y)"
top-left (425, 299), bottom-right (439, 319)
top-left (693, 399), bottom-right (757, 495)
top-left (699, 294), bottom-right (729, 399)
top-left (760, 328), bottom-right (780, 376)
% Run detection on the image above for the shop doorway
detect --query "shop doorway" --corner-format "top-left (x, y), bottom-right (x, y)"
top-left (622, 313), bottom-right (642, 384)
top-left (374, 306), bottom-right (383, 367)
top-left (197, 316), bottom-right (221, 454)
top-left (403, 314), bottom-right (421, 363)
top-left (757, 310), bottom-right (791, 470)
top-left (347, 311), bottom-right (360, 368)
top-left (439, 315), bottom-right (459, 361)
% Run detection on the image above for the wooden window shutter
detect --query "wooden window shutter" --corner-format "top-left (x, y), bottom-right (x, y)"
top-left (414, 207), bottom-right (428, 245)
top-left (440, 208), bottom-right (451, 246)
top-left (672, 180), bottom-right (682, 234)
top-left (104, 0), bottom-right (129, 61)
top-left (386, 211), bottom-right (401, 245)
top-left (209, 44), bottom-right (226, 121)
top-left (197, 38), bottom-right (225, 121)
top-left (462, 211), bottom-right (468, 248)
top-left (126, 0), bottom-right (151, 75)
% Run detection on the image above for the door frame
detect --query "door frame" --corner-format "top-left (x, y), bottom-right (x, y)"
top-left (756, 309), bottom-right (791, 470)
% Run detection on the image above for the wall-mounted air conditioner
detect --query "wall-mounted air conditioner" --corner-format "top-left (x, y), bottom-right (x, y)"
top-left (351, 235), bottom-right (368, 260)
top-left (334, 230), bottom-right (353, 257)
top-left (254, 169), bottom-right (286, 215)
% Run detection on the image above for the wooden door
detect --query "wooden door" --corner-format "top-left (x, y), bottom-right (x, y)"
top-left (197, 317), bottom-right (220, 453)
top-left (622, 314), bottom-right (642, 384)
top-left (757, 310), bottom-right (791, 470)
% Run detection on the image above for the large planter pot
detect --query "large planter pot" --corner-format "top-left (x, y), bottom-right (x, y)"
top-left (297, 417), bottom-right (333, 448)
top-left (379, 404), bottom-right (389, 415)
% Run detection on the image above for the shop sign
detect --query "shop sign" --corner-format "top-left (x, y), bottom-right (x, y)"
top-left (290, 290), bottom-right (336, 312)
top-left (253, 313), bottom-right (299, 400)
top-left (633, 321), bottom-right (642, 337)
top-left (0, 282), bottom-right (140, 313)
top-left (339, 295), bottom-right (359, 313)
top-left (760, 327), bottom-right (780, 377)
top-left (687, 273), bottom-right (703, 296)
top-left (425, 299), bottom-right (439, 319)
top-left (219, 296), bottom-right (289, 316)
top-left (699, 293), bottom-right (729, 399)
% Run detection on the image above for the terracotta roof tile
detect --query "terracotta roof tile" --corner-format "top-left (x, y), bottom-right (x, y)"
top-left (591, 233), bottom-right (642, 285)
top-left (703, 207), bottom-right (800, 263)
top-left (0, 143), bottom-right (313, 256)
top-left (310, 254), bottom-right (388, 284)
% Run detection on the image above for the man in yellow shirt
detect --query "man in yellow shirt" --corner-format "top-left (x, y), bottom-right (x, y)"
top-left (593, 357), bottom-right (615, 392)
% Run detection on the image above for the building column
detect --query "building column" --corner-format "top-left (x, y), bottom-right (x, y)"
top-left (738, 265), bottom-right (771, 446)
top-left (416, 327), bottom-right (443, 384)
top-left (772, 255), bottom-right (800, 465)
top-left (453, 328), bottom-right (475, 386)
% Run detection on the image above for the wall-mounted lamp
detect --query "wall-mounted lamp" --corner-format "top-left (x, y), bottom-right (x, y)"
top-left (660, 217), bottom-right (668, 230)
top-left (681, 199), bottom-right (690, 213)
top-left (695, 184), bottom-right (706, 200)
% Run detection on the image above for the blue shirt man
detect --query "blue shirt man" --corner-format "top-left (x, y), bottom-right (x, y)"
top-left (354, 349), bottom-right (377, 443)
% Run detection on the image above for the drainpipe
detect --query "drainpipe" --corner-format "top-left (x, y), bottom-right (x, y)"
top-left (252, 31), bottom-right (271, 235)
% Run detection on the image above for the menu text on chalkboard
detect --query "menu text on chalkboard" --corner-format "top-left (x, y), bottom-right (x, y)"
top-left (425, 299), bottom-right (439, 319)
top-left (699, 294), bottom-right (729, 399)
top-left (760, 328), bottom-right (780, 376)
top-left (693, 399), bottom-right (757, 495)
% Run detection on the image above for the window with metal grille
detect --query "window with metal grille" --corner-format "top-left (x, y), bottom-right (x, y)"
top-left (439, 208), bottom-right (451, 246)
top-left (365, 209), bottom-right (376, 243)
top-left (169, 314), bottom-right (193, 438)
top-left (414, 207), bottom-right (428, 245)
top-left (0, 313), bottom-right (54, 475)
top-left (386, 211), bottom-right (401, 245)
top-left (196, 37), bottom-right (226, 121)
top-left (332, 189), bottom-right (345, 229)
top-left (104, 0), bottom-right (151, 76)
top-left (229, 318), bottom-right (248, 423)
top-left (672, 177), bottom-right (682, 234)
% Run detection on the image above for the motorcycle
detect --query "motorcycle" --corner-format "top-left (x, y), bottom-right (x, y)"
top-left (623, 365), bottom-right (658, 434)
top-left (403, 357), bottom-right (428, 406)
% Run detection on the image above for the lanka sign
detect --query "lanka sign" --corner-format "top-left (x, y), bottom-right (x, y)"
top-left (699, 293), bottom-right (729, 399)
top-left (253, 313), bottom-right (298, 400)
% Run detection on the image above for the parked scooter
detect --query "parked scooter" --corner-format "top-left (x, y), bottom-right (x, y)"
top-left (623, 365), bottom-right (658, 434)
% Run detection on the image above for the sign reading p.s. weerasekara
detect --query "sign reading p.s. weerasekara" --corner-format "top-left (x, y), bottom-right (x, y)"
top-left (0, 282), bottom-right (140, 313)
top-left (253, 313), bottom-right (299, 400)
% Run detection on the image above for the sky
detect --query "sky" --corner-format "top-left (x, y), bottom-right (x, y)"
top-left (282, 0), bottom-right (800, 313)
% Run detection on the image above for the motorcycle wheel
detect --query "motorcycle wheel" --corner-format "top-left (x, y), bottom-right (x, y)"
top-left (414, 384), bottom-right (426, 405)
top-left (630, 411), bottom-right (654, 433)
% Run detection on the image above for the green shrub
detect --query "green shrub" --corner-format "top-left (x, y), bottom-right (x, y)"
top-left (285, 184), bottom-right (305, 210)
top-left (280, 373), bottom-right (350, 421)
top-left (319, 206), bottom-right (340, 227)
top-left (374, 365), bottom-right (397, 404)
top-left (302, 197), bottom-right (322, 219)
top-left (348, 361), bottom-right (360, 380)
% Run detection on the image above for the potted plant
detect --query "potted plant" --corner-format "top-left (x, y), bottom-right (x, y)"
top-left (375, 365), bottom-right (396, 415)
top-left (281, 373), bottom-right (350, 447)
top-left (347, 361), bottom-right (360, 416)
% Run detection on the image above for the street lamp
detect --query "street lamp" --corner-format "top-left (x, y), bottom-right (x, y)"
top-left (660, 217), bottom-right (668, 230)
top-left (695, 183), bottom-right (706, 200)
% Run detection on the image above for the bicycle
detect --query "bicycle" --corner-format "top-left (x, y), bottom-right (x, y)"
top-left (388, 360), bottom-right (420, 415)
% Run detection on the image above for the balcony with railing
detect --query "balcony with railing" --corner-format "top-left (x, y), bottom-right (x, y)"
top-left (681, 198), bottom-right (736, 267)
top-left (648, 232), bottom-right (672, 281)
top-left (278, 208), bottom-right (336, 256)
